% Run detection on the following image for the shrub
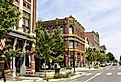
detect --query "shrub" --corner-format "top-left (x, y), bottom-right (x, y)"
top-left (53, 73), bottom-right (64, 79)
top-left (94, 65), bottom-right (99, 69)
top-left (65, 67), bottom-right (73, 70)
top-left (43, 76), bottom-right (53, 80)
top-left (65, 72), bottom-right (75, 78)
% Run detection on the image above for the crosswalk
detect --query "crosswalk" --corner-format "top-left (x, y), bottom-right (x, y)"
top-left (82, 72), bottom-right (121, 76)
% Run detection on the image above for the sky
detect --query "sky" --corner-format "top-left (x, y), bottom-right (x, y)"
top-left (37, 0), bottom-right (121, 60)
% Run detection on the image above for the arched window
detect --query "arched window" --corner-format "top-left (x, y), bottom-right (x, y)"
top-left (69, 25), bottom-right (74, 34)
top-left (69, 40), bottom-right (74, 48)
top-left (51, 26), bottom-right (55, 33)
top-left (60, 26), bottom-right (64, 34)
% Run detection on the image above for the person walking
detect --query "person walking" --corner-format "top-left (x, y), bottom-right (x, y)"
top-left (0, 55), bottom-right (6, 82)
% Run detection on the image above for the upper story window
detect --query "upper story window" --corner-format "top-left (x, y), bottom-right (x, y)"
top-left (22, 18), bottom-right (29, 27)
top-left (69, 40), bottom-right (74, 48)
top-left (69, 25), bottom-right (74, 34)
top-left (51, 27), bottom-right (55, 33)
top-left (77, 42), bottom-right (81, 46)
top-left (60, 26), bottom-right (64, 34)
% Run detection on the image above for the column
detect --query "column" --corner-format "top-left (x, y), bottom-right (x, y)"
top-left (30, 0), bottom-right (33, 33)
top-left (30, 43), bottom-right (35, 73)
top-left (20, 40), bottom-right (27, 75)
top-left (13, 38), bottom-right (17, 77)
top-left (18, 0), bottom-right (23, 32)
top-left (65, 53), bottom-right (68, 67)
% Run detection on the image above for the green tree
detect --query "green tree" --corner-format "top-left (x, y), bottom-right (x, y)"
top-left (35, 25), bottom-right (53, 77)
top-left (107, 52), bottom-right (115, 62)
top-left (51, 27), bottom-right (66, 63)
top-left (0, 0), bottom-right (20, 39)
top-left (86, 48), bottom-right (95, 68)
top-left (0, 44), bottom-right (22, 68)
top-left (98, 53), bottom-right (107, 63)
top-left (35, 22), bottom-right (66, 76)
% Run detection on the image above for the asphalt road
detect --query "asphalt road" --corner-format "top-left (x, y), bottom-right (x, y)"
top-left (51, 65), bottom-right (121, 82)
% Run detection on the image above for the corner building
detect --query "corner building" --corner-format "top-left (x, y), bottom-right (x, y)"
top-left (41, 16), bottom-right (86, 67)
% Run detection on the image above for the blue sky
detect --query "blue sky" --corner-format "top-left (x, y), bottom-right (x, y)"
top-left (37, 0), bottom-right (121, 60)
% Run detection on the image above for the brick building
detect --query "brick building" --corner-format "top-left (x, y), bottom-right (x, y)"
top-left (5, 0), bottom-right (36, 75)
top-left (41, 16), bottom-right (86, 67)
top-left (85, 31), bottom-right (100, 50)
top-left (100, 45), bottom-right (107, 53)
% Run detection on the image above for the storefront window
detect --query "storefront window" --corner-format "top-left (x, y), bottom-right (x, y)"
top-left (70, 52), bottom-right (75, 67)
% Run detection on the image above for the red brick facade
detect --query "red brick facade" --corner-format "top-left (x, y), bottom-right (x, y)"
top-left (41, 16), bottom-right (86, 67)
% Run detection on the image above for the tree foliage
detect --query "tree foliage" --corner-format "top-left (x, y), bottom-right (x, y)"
top-left (50, 26), bottom-right (66, 62)
top-left (0, 0), bottom-right (20, 39)
top-left (86, 48), bottom-right (109, 66)
top-left (35, 22), bottom-right (66, 63)
top-left (107, 52), bottom-right (115, 62)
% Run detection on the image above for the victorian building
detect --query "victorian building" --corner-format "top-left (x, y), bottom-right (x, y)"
top-left (5, 0), bottom-right (36, 75)
top-left (41, 16), bottom-right (86, 67)
top-left (85, 31), bottom-right (100, 51)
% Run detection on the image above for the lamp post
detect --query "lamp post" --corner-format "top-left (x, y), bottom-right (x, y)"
top-left (73, 54), bottom-right (75, 73)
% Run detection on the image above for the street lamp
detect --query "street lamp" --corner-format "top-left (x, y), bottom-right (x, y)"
top-left (73, 54), bottom-right (75, 73)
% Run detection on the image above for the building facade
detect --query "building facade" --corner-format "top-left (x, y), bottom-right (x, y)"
top-left (41, 16), bottom-right (86, 67)
top-left (100, 45), bottom-right (107, 53)
top-left (85, 31), bottom-right (100, 50)
top-left (5, 0), bottom-right (36, 75)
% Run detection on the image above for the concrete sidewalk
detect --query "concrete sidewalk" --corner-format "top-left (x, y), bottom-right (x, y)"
top-left (0, 67), bottom-right (102, 82)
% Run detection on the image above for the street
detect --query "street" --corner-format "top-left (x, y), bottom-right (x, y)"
top-left (50, 65), bottom-right (121, 82)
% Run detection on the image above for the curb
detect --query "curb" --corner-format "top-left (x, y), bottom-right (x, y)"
top-left (47, 73), bottom-right (84, 81)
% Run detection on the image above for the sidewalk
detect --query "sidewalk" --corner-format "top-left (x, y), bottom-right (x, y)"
top-left (0, 67), bottom-right (101, 82)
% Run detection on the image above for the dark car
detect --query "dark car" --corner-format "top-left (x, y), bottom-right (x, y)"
top-left (112, 62), bottom-right (117, 66)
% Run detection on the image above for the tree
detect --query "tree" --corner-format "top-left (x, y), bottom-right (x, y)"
top-left (98, 53), bottom-right (107, 63)
top-left (0, 44), bottom-right (22, 69)
top-left (107, 52), bottom-right (115, 62)
top-left (35, 25), bottom-right (53, 77)
top-left (86, 48), bottom-right (95, 68)
top-left (35, 22), bottom-right (66, 76)
top-left (50, 27), bottom-right (66, 63)
top-left (0, 0), bottom-right (20, 39)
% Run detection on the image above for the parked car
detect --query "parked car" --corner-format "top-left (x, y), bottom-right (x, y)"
top-left (42, 63), bottom-right (49, 69)
top-left (100, 63), bottom-right (106, 67)
top-left (112, 62), bottom-right (117, 66)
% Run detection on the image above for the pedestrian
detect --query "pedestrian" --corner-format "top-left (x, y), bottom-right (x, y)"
top-left (0, 55), bottom-right (6, 82)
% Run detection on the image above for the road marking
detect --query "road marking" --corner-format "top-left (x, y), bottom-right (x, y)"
top-left (118, 68), bottom-right (121, 69)
top-left (85, 73), bottom-right (101, 82)
top-left (117, 72), bottom-right (121, 75)
top-left (112, 68), bottom-right (115, 69)
top-left (85, 73), bottom-right (92, 76)
top-left (106, 73), bottom-right (112, 76)
top-left (85, 66), bottom-right (111, 82)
